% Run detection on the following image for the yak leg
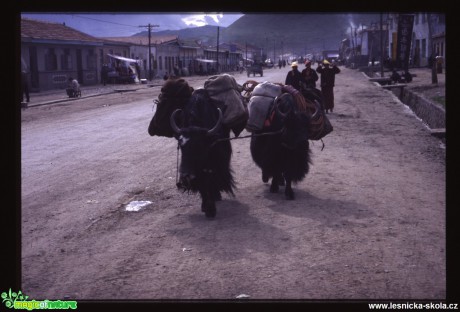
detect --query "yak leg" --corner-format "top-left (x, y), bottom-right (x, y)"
top-left (284, 176), bottom-right (294, 200)
top-left (200, 194), bottom-right (216, 218)
top-left (200, 181), bottom-right (217, 218)
top-left (270, 173), bottom-right (280, 193)
top-left (262, 170), bottom-right (269, 183)
top-left (204, 200), bottom-right (216, 218)
top-left (213, 190), bottom-right (222, 201)
top-left (277, 172), bottom-right (285, 186)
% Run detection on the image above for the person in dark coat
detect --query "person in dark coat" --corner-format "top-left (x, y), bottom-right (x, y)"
top-left (403, 70), bottom-right (412, 83)
top-left (285, 61), bottom-right (304, 91)
top-left (316, 60), bottom-right (340, 113)
top-left (390, 69), bottom-right (402, 84)
top-left (301, 59), bottom-right (319, 89)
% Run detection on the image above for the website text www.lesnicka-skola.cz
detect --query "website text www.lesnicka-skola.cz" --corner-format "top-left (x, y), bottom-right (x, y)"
top-left (368, 302), bottom-right (458, 310)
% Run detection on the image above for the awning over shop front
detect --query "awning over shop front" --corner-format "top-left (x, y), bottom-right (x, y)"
top-left (195, 58), bottom-right (217, 63)
top-left (107, 54), bottom-right (139, 63)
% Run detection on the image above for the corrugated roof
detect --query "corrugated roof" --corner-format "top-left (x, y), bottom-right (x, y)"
top-left (21, 18), bottom-right (100, 42)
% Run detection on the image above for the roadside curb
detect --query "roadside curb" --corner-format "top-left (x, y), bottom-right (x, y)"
top-left (25, 91), bottom-right (117, 108)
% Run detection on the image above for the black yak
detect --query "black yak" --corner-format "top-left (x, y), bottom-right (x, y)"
top-left (169, 88), bottom-right (235, 218)
top-left (148, 76), bottom-right (246, 218)
top-left (250, 92), bottom-right (312, 200)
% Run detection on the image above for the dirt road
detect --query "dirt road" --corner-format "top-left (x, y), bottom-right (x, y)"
top-left (20, 66), bottom-right (446, 303)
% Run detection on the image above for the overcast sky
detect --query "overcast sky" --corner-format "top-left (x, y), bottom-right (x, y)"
top-left (20, 13), bottom-right (245, 37)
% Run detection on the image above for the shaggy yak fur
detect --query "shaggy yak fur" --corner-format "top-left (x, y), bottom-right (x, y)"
top-left (250, 92), bottom-right (312, 200)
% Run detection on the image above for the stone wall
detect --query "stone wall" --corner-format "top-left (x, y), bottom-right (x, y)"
top-left (392, 88), bottom-right (445, 129)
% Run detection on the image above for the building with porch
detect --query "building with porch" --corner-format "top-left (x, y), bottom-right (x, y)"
top-left (21, 18), bottom-right (102, 92)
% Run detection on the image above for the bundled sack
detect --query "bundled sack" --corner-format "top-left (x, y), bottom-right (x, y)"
top-left (283, 84), bottom-right (333, 141)
top-left (148, 78), bottom-right (194, 137)
top-left (204, 74), bottom-right (248, 133)
top-left (308, 99), bottom-right (333, 140)
top-left (246, 82), bottom-right (282, 132)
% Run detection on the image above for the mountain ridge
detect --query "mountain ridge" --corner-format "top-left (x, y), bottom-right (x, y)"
top-left (134, 13), bottom-right (382, 56)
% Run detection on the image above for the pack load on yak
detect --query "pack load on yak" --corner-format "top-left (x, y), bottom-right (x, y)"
top-left (203, 73), bottom-right (248, 137)
top-left (245, 81), bottom-right (282, 132)
top-left (242, 80), bottom-right (333, 142)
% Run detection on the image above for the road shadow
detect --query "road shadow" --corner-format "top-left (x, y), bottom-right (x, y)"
top-left (168, 198), bottom-right (295, 261)
top-left (246, 183), bottom-right (375, 228)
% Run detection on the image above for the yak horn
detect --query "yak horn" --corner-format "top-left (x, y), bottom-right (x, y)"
top-left (207, 108), bottom-right (223, 136)
top-left (275, 95), bottom-right (293, 118)
top-left (170, 109), bottom-right (183, 134)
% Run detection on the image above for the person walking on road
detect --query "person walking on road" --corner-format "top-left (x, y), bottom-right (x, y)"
top-left (285, 61), bottom-right (304, 91)
top-left (301, 59), bottom-right (319, 89)
top-left (316, 59), bottom-right (340, 113)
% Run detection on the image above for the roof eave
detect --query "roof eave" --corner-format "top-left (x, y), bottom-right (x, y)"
top-left (21, 37), bottom-right (103, 46)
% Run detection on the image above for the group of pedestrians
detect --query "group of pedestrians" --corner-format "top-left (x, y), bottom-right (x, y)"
top-left (285, 59), bottom-right (340, 113)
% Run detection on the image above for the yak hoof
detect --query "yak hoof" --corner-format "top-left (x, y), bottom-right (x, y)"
top-left (285, 188), bottom-right (295, 200)
top-left (202, 201), bottom-right (216, 218)
top-left (205, 206), bottom-right (216, 218)
top-left (270, 183), bottom-right (279, 193)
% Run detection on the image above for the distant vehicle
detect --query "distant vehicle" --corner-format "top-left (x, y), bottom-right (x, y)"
top-left (264, 60), bottom-right (274, 68)
top-left (247, 63), bottom-right (263, 77)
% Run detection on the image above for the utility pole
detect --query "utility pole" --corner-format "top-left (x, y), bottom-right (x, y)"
top-left (245, 42), bottom-right (247, 67)
top-left (139, 23), bottom-right (159, 81)
top-left (216, 26), bottom-right (220, 73)
top-left (281, 40), bottom-right (283, 62)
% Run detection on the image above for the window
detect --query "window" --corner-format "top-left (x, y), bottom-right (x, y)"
top-left (45, 48), bottom-right (57, 71)
top-left (61, 48), bottom-right (72, 70)
top-left (159, 56), bottom-right (162, 70)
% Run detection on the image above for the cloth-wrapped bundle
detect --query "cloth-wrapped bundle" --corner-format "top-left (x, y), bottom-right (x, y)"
top-left (204, 74), bottom-right (248, 133)
top-left (246, 82), bottom-right (282, 132)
